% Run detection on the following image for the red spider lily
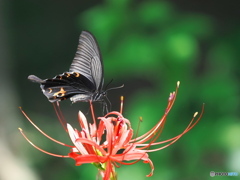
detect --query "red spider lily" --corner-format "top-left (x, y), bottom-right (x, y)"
top-left (19, 81), bottom-right (204, 180)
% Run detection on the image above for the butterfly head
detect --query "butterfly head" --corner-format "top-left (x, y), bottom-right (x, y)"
top-left (92, 90), bottom-right (106, 102)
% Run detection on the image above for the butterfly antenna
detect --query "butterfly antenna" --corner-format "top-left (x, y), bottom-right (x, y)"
top-left (105, 96), bottom-right (111, 112)
top-left (104, 79), bottom-right (114, 90)
top-left (106, 84), bottom-right (124, 92)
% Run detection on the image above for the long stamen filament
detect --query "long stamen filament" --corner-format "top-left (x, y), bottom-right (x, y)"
top-left (19, 128), bottom-right (69, 158)
top-left (19, 107), bottom-right (73, 147)
top-left (136, 104), bottom-right (205, 151)
top-left (53, 102), bottom-right (68, 132)
top-left (130, 82), bottom-right (179, 143)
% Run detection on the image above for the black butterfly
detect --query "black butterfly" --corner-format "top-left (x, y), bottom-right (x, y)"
top-left (28, 31), bottom-right (121, 111)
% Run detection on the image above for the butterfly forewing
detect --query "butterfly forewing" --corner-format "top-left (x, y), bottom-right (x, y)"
top-left (69, 31), bottom-right (103, 91)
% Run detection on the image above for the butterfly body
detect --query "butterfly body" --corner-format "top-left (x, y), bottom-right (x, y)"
top-left (28, 31), bottom-right (106, 105)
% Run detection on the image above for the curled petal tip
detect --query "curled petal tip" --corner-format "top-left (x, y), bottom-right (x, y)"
top-left (78, 111), bottom-right (85, 117)
top-left (66, 124), bottom-right (74, 133)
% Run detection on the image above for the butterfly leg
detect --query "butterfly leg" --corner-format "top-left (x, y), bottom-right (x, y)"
top-left (102, 101), bottom-right (109, 114)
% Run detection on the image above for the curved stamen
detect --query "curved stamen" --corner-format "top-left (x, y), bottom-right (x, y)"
top-left (19, 128), bottom-right (69, 158)
top-left (19, 107), bottom-right (73, 148)
top-left (53, 102), bottom-right (68, 132)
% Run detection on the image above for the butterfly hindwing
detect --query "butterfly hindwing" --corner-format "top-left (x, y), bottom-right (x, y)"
top-left (29, 72), bottom-right (95, 102)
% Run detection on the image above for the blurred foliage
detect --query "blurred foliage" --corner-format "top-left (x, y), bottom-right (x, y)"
top-left (8, 0), bottom-right (240, 180)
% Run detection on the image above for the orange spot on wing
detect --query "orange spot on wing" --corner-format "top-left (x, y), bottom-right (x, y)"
top-left (53, 88), bottom-right (67, 97)
top-left (48, 88), bottom-right (52, 93)
top-left (74, 72), bottom-right (80, 77)
top-left (65, 73), bottom-right (70, 77)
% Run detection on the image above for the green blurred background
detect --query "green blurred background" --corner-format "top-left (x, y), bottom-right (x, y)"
top-left (0, 0), bottom-right (239, 180)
